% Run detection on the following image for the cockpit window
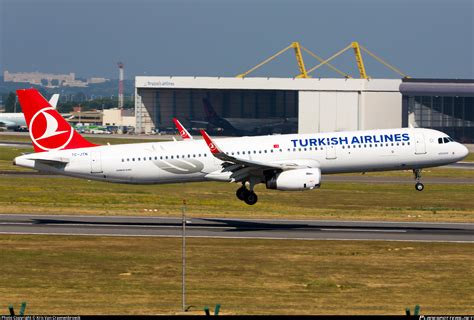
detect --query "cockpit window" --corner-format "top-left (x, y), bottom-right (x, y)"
top-left (443, 137), bottom-right (450, 143)
top-left (438, 138), bottom-right (443, 144)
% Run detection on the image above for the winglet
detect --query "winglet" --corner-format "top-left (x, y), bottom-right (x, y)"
top-left (49, 94), bottom-right (60, 110)
top-left (200, 130), bottom-right (220, 154)
top-left (173, 118), bottom-right (193, 140)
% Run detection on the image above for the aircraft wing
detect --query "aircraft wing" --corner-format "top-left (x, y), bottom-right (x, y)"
top-left (200, 130), bottom-right (319, 183)
top-left (189, 119), bottom-right (209, 126)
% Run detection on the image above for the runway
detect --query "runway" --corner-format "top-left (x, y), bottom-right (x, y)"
top-left (0, 214), bottom-right (472, 243)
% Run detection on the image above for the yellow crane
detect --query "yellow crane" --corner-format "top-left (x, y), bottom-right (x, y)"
top-left (236, 42), bottom-right (309, 78)
top-left (236, 42), bottom-right (350, 79)
top-left (236, 41), bottom-right (410, 79)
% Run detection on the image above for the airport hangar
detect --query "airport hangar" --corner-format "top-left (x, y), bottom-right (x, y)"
top-left (134, 76), bottom-right (474, 142)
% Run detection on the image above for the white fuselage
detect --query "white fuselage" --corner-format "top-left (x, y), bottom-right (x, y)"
top-left (14, 128), bottom-right (468, 185)
top-left (0, 113), bottom-right (27, 127)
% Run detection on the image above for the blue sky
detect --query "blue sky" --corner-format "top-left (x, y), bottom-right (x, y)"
top-left (1, 0), bottom-right (473, 79)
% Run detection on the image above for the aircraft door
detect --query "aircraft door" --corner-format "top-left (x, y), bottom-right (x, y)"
top-left (414, 133), bottom-right (427, 155)
top-left (326, 145), bottom-right (337, 160)
top-left (90, 151), bottom-right (103, 173)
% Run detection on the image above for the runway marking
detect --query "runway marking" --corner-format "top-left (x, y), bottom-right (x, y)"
top-left (0, 231), bottom-right (471, 243)
top-left (0, 222), bottom-right (32, 225)
top-left (320, 228), bottom-right (406, 233)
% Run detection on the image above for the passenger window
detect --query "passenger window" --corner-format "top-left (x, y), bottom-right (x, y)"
top-left (121, 159), bottom-right (124, 162)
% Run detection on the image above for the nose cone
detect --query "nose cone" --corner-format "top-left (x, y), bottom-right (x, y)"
top-left (457, 144), bottom-right (469, 160)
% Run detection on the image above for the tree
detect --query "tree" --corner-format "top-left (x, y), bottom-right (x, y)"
top-left (5, 92), bottom-right (16, 113)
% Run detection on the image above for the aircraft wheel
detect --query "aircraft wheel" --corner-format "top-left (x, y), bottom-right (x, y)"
top-left (236, 186), bottom-right (248, 201)
top-left (244, 191), bottom-right (258, 205)
top-left (415, 182), bottom-right (424, 191)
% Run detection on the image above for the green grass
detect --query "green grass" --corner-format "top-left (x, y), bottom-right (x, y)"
top-left (0, 235), bottom-right (472, 315)
top-left (0, 175), bottom-right (473, 222)
top-left (464, 152), bottom-right (474, 162)
top-left (0, 133), bottom-right (166, 145)
top-left (1, 145), bottom-right (473, 222)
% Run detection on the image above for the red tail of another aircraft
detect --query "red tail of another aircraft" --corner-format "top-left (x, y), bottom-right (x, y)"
top-left (16, 88), bottom-right (97, 152)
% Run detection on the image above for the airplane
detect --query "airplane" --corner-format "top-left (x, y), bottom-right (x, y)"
top-left (13, 88), bottom-right (469, 205)
top-left (190, 98), bottom-right (297, 136)
top-left (0, 94), bottom-right (59, 128)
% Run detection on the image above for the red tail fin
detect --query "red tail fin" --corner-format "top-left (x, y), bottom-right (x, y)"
top-left (16, 88), bottom-right (97, 152)
top-left (173, 118), bottom-right (193, 140)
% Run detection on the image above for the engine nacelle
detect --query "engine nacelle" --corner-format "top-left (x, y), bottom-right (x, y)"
top-left (265, 168), bottom-right (321, 191)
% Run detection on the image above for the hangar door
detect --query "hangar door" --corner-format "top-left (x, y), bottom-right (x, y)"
top-left (299, 91), bottom-right (359, 134)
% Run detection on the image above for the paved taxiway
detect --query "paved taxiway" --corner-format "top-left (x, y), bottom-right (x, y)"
top-left (0, 214), bottom-right (472, 242)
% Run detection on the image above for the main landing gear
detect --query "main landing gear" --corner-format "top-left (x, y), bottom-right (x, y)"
top-left (413, 169), bottom-right (424, 191)
top-left (236, 183), bottom-right (258, 205)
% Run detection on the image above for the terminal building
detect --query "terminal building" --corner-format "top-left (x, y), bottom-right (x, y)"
top-left (134, 76), bottom-right (474, 142)
top-left (400, 78), bottom-right (474, 143)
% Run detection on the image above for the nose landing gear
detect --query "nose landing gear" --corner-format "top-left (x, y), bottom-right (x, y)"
top-left (413, 169), bottom-right (424, 191)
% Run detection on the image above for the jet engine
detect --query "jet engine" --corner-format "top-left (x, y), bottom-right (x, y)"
top-left (265, 168), bottom-right (321, 191)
